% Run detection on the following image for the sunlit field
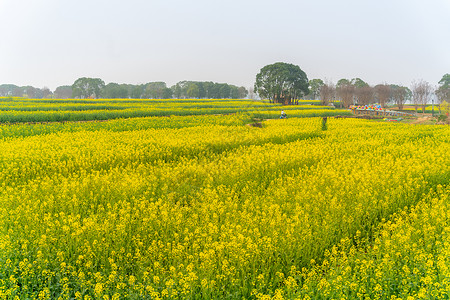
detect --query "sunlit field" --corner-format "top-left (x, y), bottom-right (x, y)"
top-left (1, 101), bottom-right (449, 299)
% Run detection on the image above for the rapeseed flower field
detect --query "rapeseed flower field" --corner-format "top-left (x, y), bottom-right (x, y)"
top-left (0, 105), bottom-right (449, 299)
top-left (0, 98), bottom-right (349, 123)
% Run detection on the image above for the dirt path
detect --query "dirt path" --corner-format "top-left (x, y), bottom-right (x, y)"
top-left (411, 116), bottom-right (433, 124)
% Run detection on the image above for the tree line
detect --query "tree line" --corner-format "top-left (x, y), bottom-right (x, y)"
top-left (308, 75), bottom-right (450, 112)
top-left (253, 62), bottom-right (449, 111)
top-left (0, 79), bottom-right (248, 100)
top-left (1, 64), bottom-right (448, 107)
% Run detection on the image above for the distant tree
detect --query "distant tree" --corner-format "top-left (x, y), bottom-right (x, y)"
top-left (0, 84), bottom-right (19, 97)
top-left (336, 79), bottom-right (355, 108)
top-left (412, 80), bottom-right (432, 113)
top-left (217, 84), bottom-right (230, 98)
top-left (186, 83), bottom-right (200, 98)
top-left (23, 86), bottom-right (37, 98)
top-left (54, 86), bottom-right (72, 99)
top-left (254, 62), bottom-right (309, 105)
top-left (143, 82), bottom-right (170, 99)
top-left (351, 78), bottom-right (369, 88)
top-left (42, 87), bottom-right (52, 98)
top-left (349, 78), bottom-right (370, 105)
top-left (308, 79), bottom-right (324, 100)
top-left (238, 86), bottom-right (248, 99)
top-left (248, 86), bottom-right (255, 100)
top-left (102, 83), bottom-right (128, 98)
top-left (319, 81), bottom-right (335, 106)
top-left (374, 84), bottom-right (391, 108)
top-left (355, 86), bottom-right (374, 106)
top-left (13, 87), bottom-right (24, 97)
top-left (129, 85), bottom-right (143, 99)
top-left (438, 73), bottom-right (450, 88)
top-left (72, 77), bottom-right (105, 98)
top-left (436, 74), bottom-right (450, 113)
top-left (170, 81), bottom-right (243, 99)
top-left (391, 85), bottom-right (408, 110)
top-left (230, 86), bottom-right (239, 99)
top-left (336, 78), bottom-right (351, 87)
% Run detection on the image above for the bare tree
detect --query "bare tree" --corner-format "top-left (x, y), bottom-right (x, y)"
top-left (374, 84), bottom-right (391, 108)
top-left (336, 83), bottom-right (355, 108)
top-left (319, 81), bottom-right (335, 106)
top-left (392, 86), bottom-right (408, 110)
top-left (248, 86), bottom-right (255, 100)
top-left (355, 86), bottom-right (374, 106)
top-left (412, 80), bottom-right (432, 113)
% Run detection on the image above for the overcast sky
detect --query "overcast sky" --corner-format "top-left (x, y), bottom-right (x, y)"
top-left (1, 0), bottom-right (449, 90)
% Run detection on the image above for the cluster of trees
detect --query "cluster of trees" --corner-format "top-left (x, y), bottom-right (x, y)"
top-left (308, 78), bottom-right (413, 110)
top-left (252, 63), bottom-right (449, 113)
top-left (2, 65), bottom-right (448, 106)
top-left (0, 84), bottom-right (53, 98)
top-left (0, 79), bottom-right (248, 100)
top-left (306, 74), bottom-right (450, 112)
top-left (69, 78), bottom-right (248, 99)
top-left (172, 81), bottom-right (248, 99)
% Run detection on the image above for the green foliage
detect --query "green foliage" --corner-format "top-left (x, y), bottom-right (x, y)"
top-left (436, 74), bottom-right (450, 104)
top-left (438, 73), bottom-right (450, 88)
top-left (170, 81), bottom-right (246, 99)
top-left (186, 83), bottom-right (200, 98)
top-left (308, 79), bottom-right (324, 99)
top-left (54, 85), bottom-right (73, 99)
top-left (336, 78), bottom-right (351, 88)
top-left (254, 62), bottom-right (309, 104)
top-left (351, 77), bottom-right (369, 88)
top-left (101, 83), bottom-right (129, 98)
top-left (72, 77), bottom-right (105, 98)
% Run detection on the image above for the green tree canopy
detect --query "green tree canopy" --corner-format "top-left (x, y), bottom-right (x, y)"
top-left (438, 73), bottom-right (450, 88)
top-left (54, 85), bottom-right (73, 99)
top-left (102, 83), bottom-right (129, 98)
top-left (72, 77), bottom-right (105, 98)
top-left (254, 62), bottom-right (309, 104)
top-left (351, 78), bottom-right (369, 88)
top-left (170, 81), bottom-right (246, 99)
top-left (308, 79), bottom-right (324, 99)
top-left (436, 73), bottom-right (450, 105)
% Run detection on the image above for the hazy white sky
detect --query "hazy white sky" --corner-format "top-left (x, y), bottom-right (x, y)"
top-left (1, 0), bottom-right (449, 90)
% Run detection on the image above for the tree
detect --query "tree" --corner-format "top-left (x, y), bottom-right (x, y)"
top-left (411, 80), bottom-right (432, 113)
top-left (131, 85), bottom-right (144, 99)
top-left (72, 77), bottom-right (105, 98)
top-left (351, 78), bottom-right (369, 88)
top-left (308, 79), bottom-right (324, 100)
top-left (336, 79), bottom-right (355, 108)
top-left (254, 62), bottom-right (309, 105)
top-left (319, 81), bottom-right (335, 106)
top-left (54, 86), bottom-right (72, 99)
top-left (248, 86), bottom-right (255, 100)
top-left (355, 86), bottom-right (374, 105)
top-left (186, 83), bottom-right (200, 98)
top-left (390, 85), bottom-right (409, 110)
top-left (102, 83), bottom-right (128, 98)
top-left (0, 84), bottom-right (19, 97)
top-left (350, 78), bottom-right (371, 105)
top-left (238, 86), bottom-right (248, 99)
top-left (438, 73), bottom-right (450, 89)
top-left (42, 87), bottom-right (52, 98)
top-left (374, 84), bottom-right (391, 108)
top-left (143, 82), bottom-right (170, 99)
top-left (435, 74), bottom-right (450, 113)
